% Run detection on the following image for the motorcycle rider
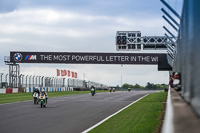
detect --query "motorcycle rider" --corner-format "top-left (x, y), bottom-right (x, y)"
top-left (109, 87), bottom-right (112, 93)
top-left (32, 88), bottom-right (40, 104)
top-left (33, 88), bottom-right (40, 95)
top-left (113, 87), bottom-right (115, 92)
top-left (41, 89), bottom-right (48, 104)
top-left (91, 85), bottom-right (96, 94)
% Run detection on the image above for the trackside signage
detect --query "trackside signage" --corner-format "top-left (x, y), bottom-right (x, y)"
top-left (10, 52), bottom-right (167, 65)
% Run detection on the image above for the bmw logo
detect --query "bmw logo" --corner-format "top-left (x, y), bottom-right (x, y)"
top-left (13, 53), bottom-right (23, 62)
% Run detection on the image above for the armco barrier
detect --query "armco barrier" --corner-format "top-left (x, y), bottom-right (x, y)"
top-left (26, 87), bottom-right (73, 93)
top-left (6, 88), bottom-right (13, 93)
top-left (0, 89), bottom-right (6, 94)
top-left (0, 87), bottom-right (73, 94)
top-left (0, 88), bottom-right (19, 94)
top-left (12, 88), bottom-right (19, 93)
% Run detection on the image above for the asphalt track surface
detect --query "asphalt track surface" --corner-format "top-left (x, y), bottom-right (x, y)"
top-left (0, 91), bottom-right (157, 133)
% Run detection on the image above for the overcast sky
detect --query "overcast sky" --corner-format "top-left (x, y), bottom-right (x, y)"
top-left (0, 0), bottom-right (183, 86)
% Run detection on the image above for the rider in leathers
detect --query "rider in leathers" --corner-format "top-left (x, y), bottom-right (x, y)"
top-left (41, 89), bottom-right (48, 103)
top-left (33, 88), bottom-right (40, 95)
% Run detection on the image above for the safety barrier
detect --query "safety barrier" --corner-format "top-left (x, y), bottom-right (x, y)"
top-left (0, 88), bottom-right (19, 94)
top-left (26, 87), bottom-right (73, 93)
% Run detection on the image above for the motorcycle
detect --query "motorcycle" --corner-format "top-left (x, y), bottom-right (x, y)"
top-left (109, 88), bottom-right (112, 93)
top-left (173, 72), bottom-right (181, 91)
top-left (39, 93), bottom-right (47, 108)
top-left (91, 88), bottom-right (95, 96)
top-left (33, 92), bottom-right (39, 104)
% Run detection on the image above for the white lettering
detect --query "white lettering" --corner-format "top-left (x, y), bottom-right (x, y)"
top-left (151, 56), bottom-right (158, 62)
top-left (53, 55), bottom-right (70, 61)
top-left (137, 56), bottom-right (150, 62)
top-left (131, 56), bottom-right (137, 61)
top-left (40, 55), bottom-right (51, 60)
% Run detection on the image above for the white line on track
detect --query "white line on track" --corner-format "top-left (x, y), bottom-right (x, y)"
top-left (82, 94), bottom-right (149, 133)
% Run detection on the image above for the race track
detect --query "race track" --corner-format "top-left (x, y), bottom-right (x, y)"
top-left (0, 91), bottom-right (157, 133)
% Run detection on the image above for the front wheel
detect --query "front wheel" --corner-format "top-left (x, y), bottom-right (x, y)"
top-left (34, 98), bottom-right (36, 104)
top-left (41, 102), bottom-right (43, 108)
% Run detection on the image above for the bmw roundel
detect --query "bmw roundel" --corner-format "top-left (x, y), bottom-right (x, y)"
top-left (13, 53), bottom-right (23, 62)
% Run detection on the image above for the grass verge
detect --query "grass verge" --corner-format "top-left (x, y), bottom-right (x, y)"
top-left (0, 90), bottom-right (107, 104)
top-left (89, 92), bottom-right (167, 133)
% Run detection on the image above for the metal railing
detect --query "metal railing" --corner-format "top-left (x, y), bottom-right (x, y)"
top-left (0, 73), bottom-right (109, 90)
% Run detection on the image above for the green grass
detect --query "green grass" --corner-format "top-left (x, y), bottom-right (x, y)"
top-left (0, 90), bottom-right (108, 104)
top-left (89, 92), bottom-right (167, 133)
top-left (0, 91), bottom-right (86, 104)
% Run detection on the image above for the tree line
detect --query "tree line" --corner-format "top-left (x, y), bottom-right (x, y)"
top-left (122, 82), bottom-right (168, 90)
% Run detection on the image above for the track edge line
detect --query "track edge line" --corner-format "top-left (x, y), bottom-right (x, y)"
top-left (82, 94), bottom-right (149, 133)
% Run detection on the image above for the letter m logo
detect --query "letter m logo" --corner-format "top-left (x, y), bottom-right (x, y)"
top-left (30, 55), bottom-right (37, 60)
top-left (25, 55), bottom-right (37, 60)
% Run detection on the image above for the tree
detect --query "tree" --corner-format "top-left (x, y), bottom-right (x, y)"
top-left (134, 83), bottom-right (141, 88)
top-left (146, 82), bottom-right (154, 89)
top-left (122, 83), bottom-right (129, 89)
top-left (122, 82), bottom-right (167, 90)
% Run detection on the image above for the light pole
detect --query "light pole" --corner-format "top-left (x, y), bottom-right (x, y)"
top-left (29, 75), bottom-right (32, 87)
top-left (68, 78), bottom-right (71, 87)
top-left (73, 79), bottom-right (75, 87)
top-left (46, 77), bottom-right (50, 87)
top-left (62, 78), bottom-right (65, 87)
top-left (0, 73), bottom-right (3, 88)
top-left (54, 78), bottom-right (57, 87)
top-left (21, 75), bottom-right (24, 87)
top-left (53, 77), bottom-right (55, 87)
top-left (36, 76), bottom-right (39, 87)
top-left (5, 73), bottom-right (9, 88)
top-left (45, 77), bottom-right (48, 87)
top-left (38, 76), bottom-right (41, 87)
top-left (41, 76), bottom-right (44, 87)
top-left (19, 74), bottom-right (22, 87)
top-left (5, 73), bottom-right (8, 85)
top-left (33, 76), bottom-right (35, 87)
top-left (52, 77), bottom-right (55, 87)
top-left (51, 77), bottom-right (54, 87)
top-left (26, 75), bottom-right (28, 88)
top-left (58, 78), bottom-right (60, 87)
top-left (49, 77), bottom-right (51, 87)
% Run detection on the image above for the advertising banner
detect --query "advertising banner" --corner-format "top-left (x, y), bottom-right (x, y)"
top-left (10, 52), bottom-right (167, 65)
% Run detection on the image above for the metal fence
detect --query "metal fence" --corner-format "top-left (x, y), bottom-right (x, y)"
top-left (163, 0), bottom-right (200, 116)
top-left (0, 73), bottom-right (109, 90)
